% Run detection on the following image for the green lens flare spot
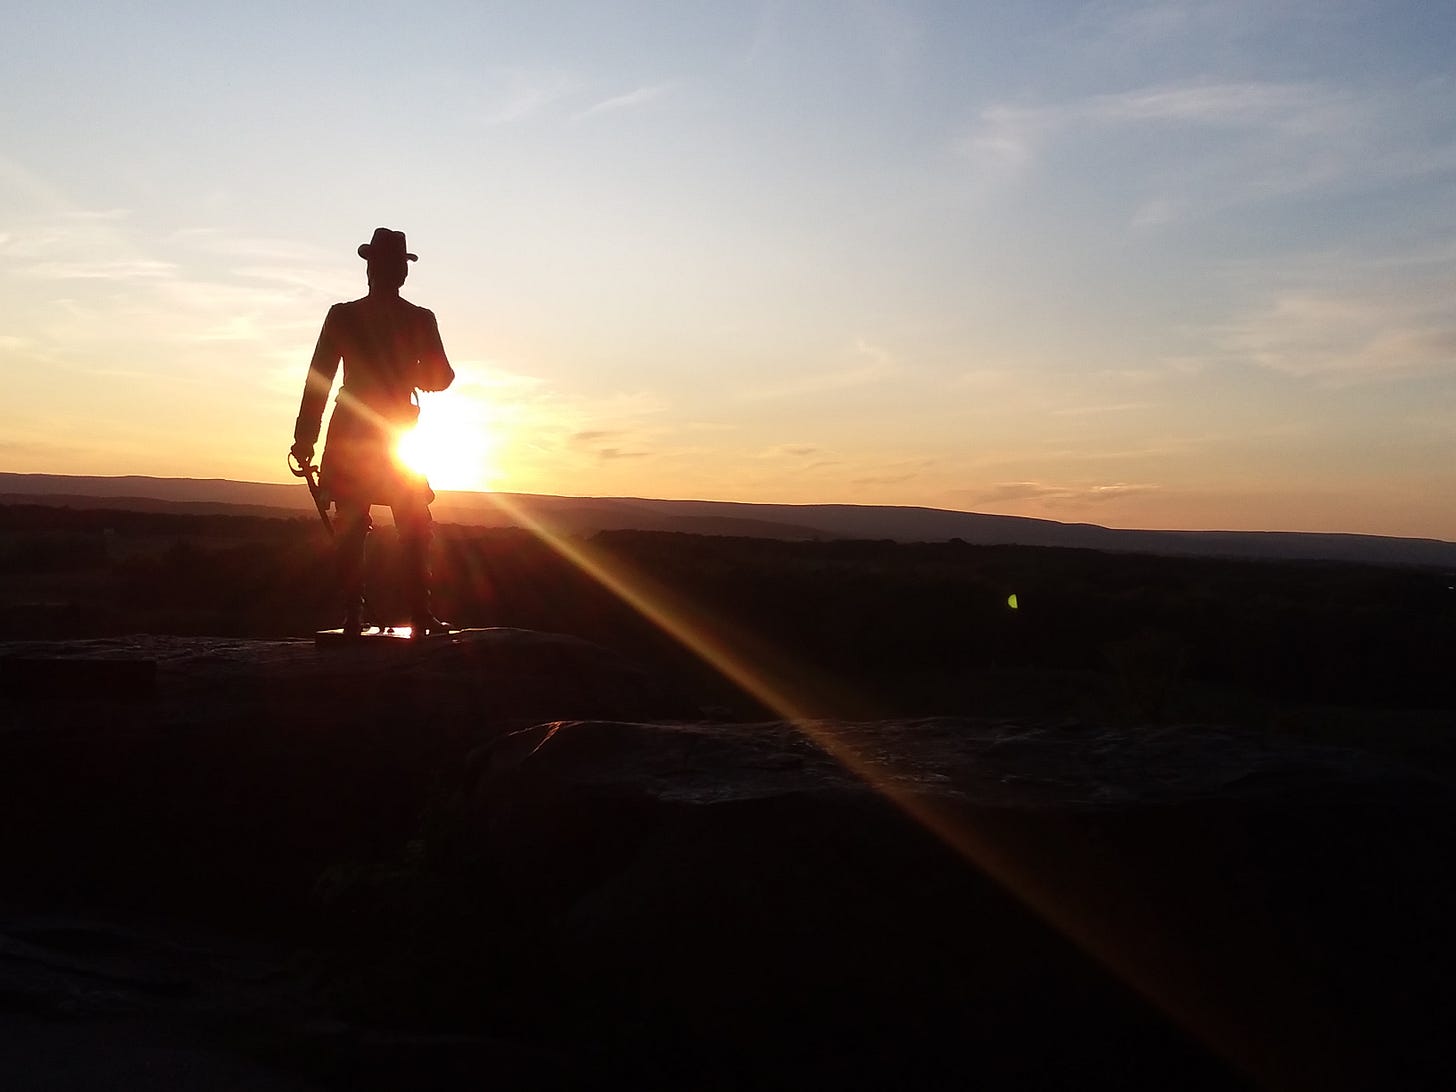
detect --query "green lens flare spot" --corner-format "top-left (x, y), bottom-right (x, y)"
top-left (1007, 593), bottom-right (1019, 610)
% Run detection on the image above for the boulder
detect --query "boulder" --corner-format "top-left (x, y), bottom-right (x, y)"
top-left (4, 633), bottom-right (1454, 1090)
top-left (0, 630), bottom-right (693, 927)
top-left (464, 717), bottom-right (1456, 1091)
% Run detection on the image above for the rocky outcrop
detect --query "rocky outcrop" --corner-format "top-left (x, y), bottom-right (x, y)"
top-left (2, 636), bottom-right (1453, 1090)
top-left (0, 630), bottom-right (694, 931)
top-left (463, 718), bottom-right (1456, 1091)
top-left (0, 627), bottom-right (695, 723)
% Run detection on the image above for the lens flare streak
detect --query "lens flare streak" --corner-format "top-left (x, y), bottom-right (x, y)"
top-left (482, 493), bottom-right (1280, 1083)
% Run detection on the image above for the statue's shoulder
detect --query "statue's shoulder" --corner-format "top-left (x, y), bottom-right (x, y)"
top-left (324, 298), bottom-right (372, 329)
top-left (397, 296), bottom-right (435, 321)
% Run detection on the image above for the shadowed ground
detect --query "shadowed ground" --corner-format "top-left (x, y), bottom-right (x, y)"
top-left (2, 631), bottom-right (1452, 1089)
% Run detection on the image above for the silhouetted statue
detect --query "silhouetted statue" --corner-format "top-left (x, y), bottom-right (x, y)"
top-left (290, 228), bottom-right (455, 636)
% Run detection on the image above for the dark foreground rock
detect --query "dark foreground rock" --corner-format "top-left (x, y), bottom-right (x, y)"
top-left (0, 629), bottom-right (693, 918)
top-left (466, 718), bottom-right (1455, 1091)
top-left (2, 635), bottom-right (1454, 1089)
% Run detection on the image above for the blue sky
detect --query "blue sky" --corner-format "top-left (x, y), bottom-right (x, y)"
top-left (3, 1), bottom-right (1454, 536)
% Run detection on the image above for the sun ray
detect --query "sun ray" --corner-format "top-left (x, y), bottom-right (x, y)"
top-left (481, 492), bottom-right (1273, 1086)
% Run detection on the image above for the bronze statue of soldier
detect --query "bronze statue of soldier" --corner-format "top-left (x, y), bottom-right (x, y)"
top-left (290, 228), bottom-right (455, 637)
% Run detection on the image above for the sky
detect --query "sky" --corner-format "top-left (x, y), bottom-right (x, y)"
top-left (3, 1), bottom-right (1455, 539)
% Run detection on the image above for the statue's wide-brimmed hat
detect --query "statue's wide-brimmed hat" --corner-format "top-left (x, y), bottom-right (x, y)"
top-left (357, 228), bottom-right (418, 262)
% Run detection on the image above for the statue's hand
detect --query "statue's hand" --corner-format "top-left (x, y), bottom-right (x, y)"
top-left (290, 440), bottom-right (315, 466)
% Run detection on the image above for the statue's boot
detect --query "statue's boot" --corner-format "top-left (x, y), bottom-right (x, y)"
top-left (336, 514), bottom-right (370, 635)
top-left (402, 534), bottom-right (451, 637)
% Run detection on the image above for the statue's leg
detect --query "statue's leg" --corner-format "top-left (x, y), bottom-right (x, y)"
top-left (395, 493), bottom-right (448, 636)
top-left (335, 502), bottom-right (372, 634)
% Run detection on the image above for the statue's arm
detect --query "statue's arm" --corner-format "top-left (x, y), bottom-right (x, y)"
top-left (415, 308), bottom-right (455, 392)
top-left (293, 305), bottom-right (343, 450)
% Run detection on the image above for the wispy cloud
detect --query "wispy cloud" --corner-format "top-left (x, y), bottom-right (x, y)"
top-left (1032, 435), bottom-right (1214, 463)
top-left (450, 363), bottom-right (548, 399)
top-left (595, 447), bottom-right (652, 461)
top-left (975, 480), bottom-right (1160, 506)
top-left (572, 429), bottom-right (618, 444)
top-left (742, 337), bottom-right (899, 401)
top-left (759, 443), bottom-right (821, 459)
top-left (1216, 245), bottom-right (1456, 382)
top-left (576, 82), bottom-right (672, 120)
top-left (517, 390), bottom-right (676, 467)
top-left (0, 209), bottom-right (136, 261)
top-left (55, 208), bottom-right (131, 222)
top-left (476, 68), bottom-right (578, 126)
top-left (0, 214), bottom-right (353, 365)
top-left (1076, 0), bottom-right (1360, 53)
top-left (1050, 401), bottom-right (1151, 417)
top-left (949, 366), bottom-right (1024, 391)
top-left (0, 437), bottom-right (91, 461)
top-left (847, 457), bottom-right (936, 489)
top-left (233, 264), bottom-right (343, 296)
top-left (1088, 81), bottom-right (1350, 128)
top-left (23, 259), bottom-right (176, 280)
top-left (170, 228), bottom-right (337, 265)
top-left (566, 428), bottom-right (669, 464)
top-left (954, 75), bottom-right (1456, 220)
top-left (851, 470), bottom-right (922, 487)
top-left (565, 426), bottom-right (657, 460)
top-left (946, 366), bottom-right (1175, 420)
top-left (957, 79), bottom-right (1359, 177)
top-left (0, 156), bottom-right (95, 214)
top-left (80, 365), bottom-right (213, 385)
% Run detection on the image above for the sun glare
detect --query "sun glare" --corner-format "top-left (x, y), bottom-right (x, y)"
top-left (394, 393), bottom-right (500, 491)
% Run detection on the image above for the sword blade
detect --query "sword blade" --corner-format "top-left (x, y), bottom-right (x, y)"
top-left (306, 476), bottom-right (333, 537)
top-left (289, 452), bottom-right (333, 537)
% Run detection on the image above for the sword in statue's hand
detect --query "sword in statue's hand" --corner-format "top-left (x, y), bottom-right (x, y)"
top-left (288, 449), bottom-right (333, 537)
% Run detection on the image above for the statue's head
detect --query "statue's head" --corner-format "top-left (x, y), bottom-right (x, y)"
top-left (358, 227), bottom-right (416, 290)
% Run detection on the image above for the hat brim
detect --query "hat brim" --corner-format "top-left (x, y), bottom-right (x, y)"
top-left (358, 244), bottom-right (418, 261)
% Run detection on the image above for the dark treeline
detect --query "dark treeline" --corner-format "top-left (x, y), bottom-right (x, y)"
top-left (2, 504), bottom-right (1452, 717)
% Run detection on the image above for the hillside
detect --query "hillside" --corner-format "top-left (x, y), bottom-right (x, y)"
top-left (2, 472), bottom-right (1452, 567)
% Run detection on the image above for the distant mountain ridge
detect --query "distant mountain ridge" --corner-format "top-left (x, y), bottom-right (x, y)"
top-left (2, 472), bottom-right (1452, 568)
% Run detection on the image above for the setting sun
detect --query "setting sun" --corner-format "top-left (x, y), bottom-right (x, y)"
top-left (394, 393), bottom-right (500, 492)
